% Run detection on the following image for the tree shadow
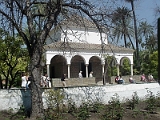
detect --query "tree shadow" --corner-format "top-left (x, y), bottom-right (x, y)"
top-left (20, 89), bottom-right (31, 118)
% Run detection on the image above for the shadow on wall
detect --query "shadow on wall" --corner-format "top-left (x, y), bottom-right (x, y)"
top-left (20, 89), bottom-right (31, 118)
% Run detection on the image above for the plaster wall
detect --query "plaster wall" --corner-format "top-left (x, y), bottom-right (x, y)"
top-left (45, 51), bottom-right (133, 65)
top-left (0, 83), bottom-right (159, 112)
top-left (61, 28), bottom-right (108, 44)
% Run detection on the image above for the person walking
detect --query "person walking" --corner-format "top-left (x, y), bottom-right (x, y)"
top-left (61, 74), bottom-right (67, 87)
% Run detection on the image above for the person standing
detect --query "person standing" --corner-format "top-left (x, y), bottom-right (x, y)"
top-left (26, 73), bottom-right (30, 88)
top-left (61, 74), bottom-right (67, 87)
top-left (43, 74), bottom-right (51, 88)
top-left (79, 71), bottom-right (83, 78)
top-left (89, 71), bottom-right (93, 78)
top-left (21, 72), bottom-right (27, 88)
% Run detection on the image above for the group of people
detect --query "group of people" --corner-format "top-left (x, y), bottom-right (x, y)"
top-left (141, 73), bottom-right (154, 82)
top-left (40, 74), bottom-right (51, 88)
top-left (21, 70), bottom-right (94, 88)
top-left (78, 71), bottom-right (93, 78)
top-left (114, 73), bottom-right (155, 84)
top-left (115, 75), bottom-right (125, 84)
top-left (21, 71), bottom-right (155, 88)
top-left (115, 75), bottom-right (136, 84)
top-left (21, 72), bottom-right (31, 89)
top-left (61, 71), bottom-right (94, 87)
top-left (21, 72), bottom-right (52, 89)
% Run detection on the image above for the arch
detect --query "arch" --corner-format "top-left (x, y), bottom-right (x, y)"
top-left (49, 55), bottom-right (67, 78)
top-left (108, 56), bottom-right (118, 67)
top-left (89, 56), bottom-right (102, 82)
top-left (120, 57), bottom-right (131, 66)
top-left (70, 55), bottom-right (86, 78)
top-left (119, 57), bottom-right (131, 75)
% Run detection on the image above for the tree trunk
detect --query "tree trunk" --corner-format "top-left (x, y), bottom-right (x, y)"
top-left (0, 76), bottom-right (2, 89)
top-left (31, 67), bottom-right (44, 119)
top-left (131, 1), bottom-right (139, 65)
top-left (158, 18), bottom-right (160, 83)
top-left (29, 46), bottom-right (44, 119)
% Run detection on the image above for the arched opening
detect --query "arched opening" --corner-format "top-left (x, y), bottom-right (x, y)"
top-left (70, 55), bottom-right (85, 78)
top-left (50, 55), bottom-right (67, 78)
top-left (89, 56), bottom-right (101, 82)
top-left (120, 57), bottom-right (131, 76)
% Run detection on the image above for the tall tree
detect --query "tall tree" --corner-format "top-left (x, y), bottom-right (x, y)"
top-left (125, 0), bottom-right (139, 66)
top-left (138, 21), bottom-right (154, 50)
top-left (0, 0), bottom-right (111, 119)
top-left (111, 6), bottom-right (135, 49)
top-left (138, 21), bottom-right (154, 38)
top-left (0, 29), bottom-right (28, 88)
top-left (0, 29), bottom-right (28, 89)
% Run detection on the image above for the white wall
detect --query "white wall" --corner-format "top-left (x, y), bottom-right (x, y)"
top-left (62, 83), bottom-right (160, 106)
top-left (60, 27), bottom-right (108, 44)
top-left (46, 28), bottom-right (61, 44)
top-left (0, 83), bottom-right (160, 112)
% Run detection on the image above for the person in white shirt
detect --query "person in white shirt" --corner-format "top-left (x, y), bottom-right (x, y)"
top-left (42, 74), bottom-right (51, 88)
top-left (79, 71), bottom-right (83, 78)
top-left (89, 71), bottom-right (93, 78)
top-left (21, 72), bottom-right (27, 88)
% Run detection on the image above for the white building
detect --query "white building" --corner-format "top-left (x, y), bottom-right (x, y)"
top-left (44, 15), bottom-right (134, 83)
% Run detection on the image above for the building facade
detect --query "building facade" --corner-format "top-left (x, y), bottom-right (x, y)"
top-left (44, 15), bottom-right (134, 83)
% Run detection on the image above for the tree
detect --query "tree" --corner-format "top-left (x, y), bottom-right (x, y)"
top-left (111, 6), bottom-right (135, 49)
top-left (0, 0), bottom-right (112, 119)
top-left (138, 21), bottom-right (154, 50)
top-left (125, 0), bottom-right (139, 67)
top-left (138, 21), bottom-right (154, 38)
top-left (0, 29), bottom-right (28, 89)
top-left (148, 51), bottom-right (158, 79)
top-left (120, 58), bottom-right (130, 75)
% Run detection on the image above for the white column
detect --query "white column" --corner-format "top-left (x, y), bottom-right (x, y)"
top-left (102, 64), bottom-right (105, 74)
top-left (47, 64), bottom-right (50, 77)
top-left (86, 64), bottom-right (88, 78)
top-left (116, 64), bottom-right (119, 76)
top-left (130, 64), bottom-right (133, 76)
top-left (67, 64), bottom-right (70, 78)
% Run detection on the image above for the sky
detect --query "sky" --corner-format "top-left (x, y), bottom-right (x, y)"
top-left (120, 0), bottom-right (160, 26)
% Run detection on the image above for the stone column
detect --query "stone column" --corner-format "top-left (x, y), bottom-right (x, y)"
top-left (102, 64), bottom-right (105, 74)
top-left (86, 64), bottom-right (88, 78)
top-left (67, 64), bottom-right (70, 78)
top-left (47, 64), bottom-right (50, 77)
top-left (116, 64), bottom-right (120, 76)
top-left (130, 64), bottom-right (133, 76)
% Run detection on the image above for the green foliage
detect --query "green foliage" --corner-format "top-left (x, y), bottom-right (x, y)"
top-left (120, 58), bottom-right (130, 75)
top-left (67, 98), bottom-right (78, 116)
top-left (156, 92), bottom-right (160, 107)
top-left (102, 93), bottom-right (124, 120)
top-left (104, 56), bottom-right (117, 76)
top-left (127, 92), bottom-right (139, 110)
top-left (145, 90), bottom-right (157, 113)
top-left (0, 31), bottom-right (29, 88)
top-left (148, 51), bottom-right (158, 79)
top-left (138, 50), bottom-right (158, 79)
top-left (77, 102), bottom-right (90, 120)
top-left (44, 89), bottom-right (65, 120)
top-left (90, 101), bottom-right (105, 113)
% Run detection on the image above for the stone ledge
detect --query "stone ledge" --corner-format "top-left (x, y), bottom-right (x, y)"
top-left (52, 77), bottom-right (96, 87)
